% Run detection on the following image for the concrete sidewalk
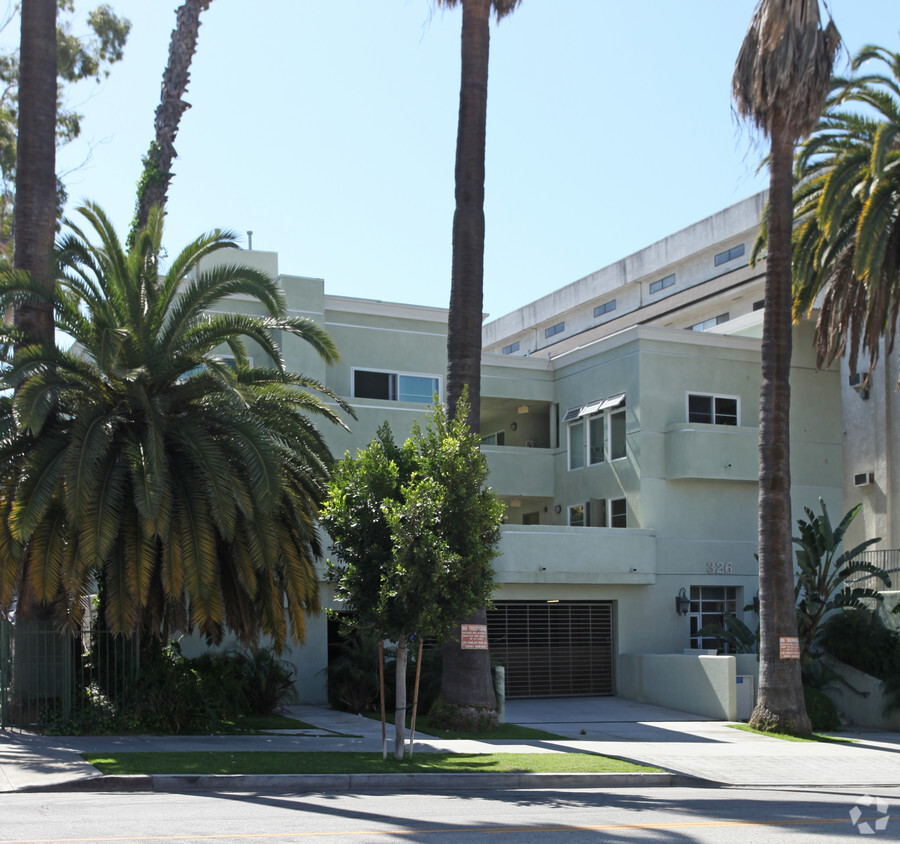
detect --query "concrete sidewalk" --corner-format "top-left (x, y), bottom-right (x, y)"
top-left (1, 697), bottom-right (898, 792)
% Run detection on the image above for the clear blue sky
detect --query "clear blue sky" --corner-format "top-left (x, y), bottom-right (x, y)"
top-left (16, 1), bottom-right (900, 319)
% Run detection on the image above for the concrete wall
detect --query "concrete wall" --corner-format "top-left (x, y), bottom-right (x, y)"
top-left (617, 653), bottom-right (738, 720)
top-left (822, 656), bottom-right (900, 731)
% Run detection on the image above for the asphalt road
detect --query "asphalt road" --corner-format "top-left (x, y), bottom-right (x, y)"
top-left (2, 786), bottom-right (899, 843)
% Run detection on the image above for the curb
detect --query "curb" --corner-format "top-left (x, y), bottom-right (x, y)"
top-left (20, 771), bottom-right (707, 793)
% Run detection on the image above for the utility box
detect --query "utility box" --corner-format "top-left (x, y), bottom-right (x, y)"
top-left (736, 674), bottom-right (755, 721)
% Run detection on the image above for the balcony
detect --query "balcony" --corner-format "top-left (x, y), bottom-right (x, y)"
top-left (664, 423), bottom-right (758, 481)
top-left (482, 445), bottom-right (556, 498)
top-left (493, 524), bottom-right (657, 585)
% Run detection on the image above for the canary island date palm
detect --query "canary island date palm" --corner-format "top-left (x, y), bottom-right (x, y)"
top-left (432, 0), bottom-right (520, 728)
top-left (733, 0), bottom-right (840, 735)
top-left (0, 202), bottom-right (349, 650)
top-left (792, 44), bottom-right (900, 386)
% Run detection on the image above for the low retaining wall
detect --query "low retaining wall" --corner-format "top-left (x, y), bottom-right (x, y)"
top-left (822, 656), bottom-right (900, 731)
top-left (618, 654), bottom-right (741, 720)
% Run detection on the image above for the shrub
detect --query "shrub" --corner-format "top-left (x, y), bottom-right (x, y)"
top-left (803, 686), bottom-right (841, 731)
top-left (820, 609), bottom-right (900, 681)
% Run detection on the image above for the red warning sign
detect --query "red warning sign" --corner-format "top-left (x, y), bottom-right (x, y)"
top-left (461, 624), bottom-right (489, 650)
top-left (779, 637), bottom-right (800, 659)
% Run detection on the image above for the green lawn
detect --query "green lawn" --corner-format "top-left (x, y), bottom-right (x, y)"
top-left (728, 724), bottom-right (855, 743)
top-left (83, 751), bottom-right (661, 776)
top-left (364, 711), bottom-right (564, 741)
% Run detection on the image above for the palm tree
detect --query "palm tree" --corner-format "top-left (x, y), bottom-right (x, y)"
top-left (0, 203), bottom-right (350, 650)
top-left (792, 44), bottom-right (900, 385)
top-left (12, 0), bottom-right (57, 350)
top-left (432, 0), bottom-right (520, 726)
top-left (133, 0), bottom-right (213, 235)
top-left (733, 0), bottom-right (840, 734)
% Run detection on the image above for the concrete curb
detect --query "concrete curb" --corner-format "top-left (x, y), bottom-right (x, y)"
top-left (20, 771), bottom-right (706, 793)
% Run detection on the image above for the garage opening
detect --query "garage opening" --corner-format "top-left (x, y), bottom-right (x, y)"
top-left (487, 600), bottom-right (615, 698)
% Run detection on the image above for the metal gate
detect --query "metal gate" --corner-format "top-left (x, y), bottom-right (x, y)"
top-left (487, 600), bottom-right (615, 698)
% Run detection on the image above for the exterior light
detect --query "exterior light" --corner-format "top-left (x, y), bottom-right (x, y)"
top-left (676, 588), bottom-right (691, 616)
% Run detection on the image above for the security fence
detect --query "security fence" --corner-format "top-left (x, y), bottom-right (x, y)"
top-left (850, 549), bottom-right (900, 593)
top-left (0, 613), bottom-right (138, 729)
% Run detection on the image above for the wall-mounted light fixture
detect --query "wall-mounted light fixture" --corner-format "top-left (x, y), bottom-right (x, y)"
top-left (675, 588), bottom-right (691, 616)
top-left (510, 421), bottom-right (518, 431)
top-left (554, 504), bottom-right (562, 514)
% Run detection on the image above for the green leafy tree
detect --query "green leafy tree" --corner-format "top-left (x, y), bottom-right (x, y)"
top-left (322, 403), bottom-right (503, 758)
top-left (732, 0), bottom-right (840, 736)
top-left (434, 0), bottom-right (521, 723)
top-left (791, 44), bottom-right (900, 386)
top-left (794, 498), bottom-right (886, 661)
top-left (1, 1), bottom-right (131, 257)
top-left (0, 202), bottom-right (350, 651)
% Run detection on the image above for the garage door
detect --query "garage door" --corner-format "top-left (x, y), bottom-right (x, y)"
top-left (487, 601), bottom-right (615, 698)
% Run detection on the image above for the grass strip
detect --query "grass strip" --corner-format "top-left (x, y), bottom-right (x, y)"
top-left (728, 724), bottom-right (855, 744)
top-left (83, 751), bottom-right (661, 776)
top-left (363, 712), bottom-right (564, 741)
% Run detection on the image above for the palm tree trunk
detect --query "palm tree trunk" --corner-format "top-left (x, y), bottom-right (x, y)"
top-left (439, 0), bottom-right (497, 722)
top-left (13, 0), bottom-right (57, 349)
top-left (134, 0), bottom-right (211, 233)
top-left (446, 0), bottom-right (489, 432)
top-left (750, 111), bottom-right (811, 735)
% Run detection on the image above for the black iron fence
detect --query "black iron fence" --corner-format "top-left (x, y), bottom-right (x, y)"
top-left (849, 549), bottom-right (900, 593)
top-left (0, 614), bottom-right (138, 729)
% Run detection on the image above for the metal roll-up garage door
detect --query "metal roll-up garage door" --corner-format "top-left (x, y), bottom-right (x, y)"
top-left (487, 601), bottom-right (615, 698)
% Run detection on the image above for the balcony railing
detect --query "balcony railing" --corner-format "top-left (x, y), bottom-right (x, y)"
top-left (849, 549), bottom-right (900, 592)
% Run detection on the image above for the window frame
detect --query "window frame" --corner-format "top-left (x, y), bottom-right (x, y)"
top-left (567, 418), bottom-right (585, 471)
top-left (545, 321), bottom-right (565, 339)
top-left (649, 274), bottom-right (675, 294)
top-left (501, 341), bottom-right (520, 355)
top-left (714, 243), bottom-right (746, 267)
top-left (690, 313), bottom-right (729, 332)
top-left (568, 503), bottom-right (585, 527)
top-left (351, 367), bottom-right (442, 404)
top-left (689, 585), bottom-right (739, 652)
top-left (686, 392), bottom-right (740, 426)
top-left (593, 300), bottom-right (616, 318)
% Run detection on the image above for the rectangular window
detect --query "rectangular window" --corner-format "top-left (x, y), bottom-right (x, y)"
top-left (502, 341), bottom-right (520, 355)
top-left (480, 431), bottom-right (505, 446)
top-left (753, 299), bottom-right (764, 311)
top-left (687, 393), bottom-right (739, 426)
top-left (690, 313), bottom-right (729, 332)
top-left (353, 369), bottom-right (440, 404)
top-left (568, 420), bottom-right (585, 470)
top-left (609, 498), bottom-right (626, 528)
top-left (568, 504), bottom-right (585, 527)
top-left (609, 408), bottom-right (626, 459)
top-left (545, 321), bottom-right (565, 339)
top-left (649, 274), bottom-right (675, 294)
top-left (714, 243), bottom-right (746, 267)
top-left (588, 414), bottom-right (605, 465)
top-left (593, 300), bottom-right (616, 318)
top-left (689, 585), bottom-right (738, 651)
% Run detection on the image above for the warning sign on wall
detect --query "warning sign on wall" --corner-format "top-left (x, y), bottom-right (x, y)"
top-left (779, 637), bottom-right (800, 659)
top-left (461, 624), bottom-right (489, 650)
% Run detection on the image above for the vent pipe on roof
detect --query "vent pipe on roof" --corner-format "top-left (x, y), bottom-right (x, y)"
top-left (247, 230), bottom-right (253, 250)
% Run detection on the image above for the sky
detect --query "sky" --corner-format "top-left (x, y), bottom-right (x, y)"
top-left (10, 0), bottom-right (900, 321)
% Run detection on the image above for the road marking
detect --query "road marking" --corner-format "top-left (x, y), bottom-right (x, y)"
top-left (0, 814), bottom-right (872, 842)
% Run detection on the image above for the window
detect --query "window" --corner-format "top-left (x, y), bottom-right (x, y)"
top-left (689, 585), bottom-right (738, 651)
top-left (502, 341), bottom-right (520, 355)
top-left (353, 369), bottom-right (440, 404)
top-left (649, 274), bottom-right (675, 294)
top-left (609, 408), bottom-right (626, 459)
top-left (752, 299), bottom-right (764, 311)
top-left (568, 420), bottom-right (585, 470)
top-left (687, 393), bottom-right (739, 426)
top-left (609, 498), bottom-right (626, 528)
top-left (481, 431), bottom-right (505, 446)
top-left (714, 243), bottom-right (745, 267)
top-left (545, 321), bottom-right (565, 339)
top-left (568, 504), bottom-right (585, 527)
top-left (690, 313), bottom-right (729, 332)
top-left (588, 414), bottom-right (605, 464)
top-left (594, 300), bottom-right (616, 318)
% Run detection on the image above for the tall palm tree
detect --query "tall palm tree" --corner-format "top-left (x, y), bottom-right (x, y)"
top-left (12, 0), bottom-right (57, 350)
top-left (133, 0), bottom-right (213, 236)
top-left (792, 44), bottom-right (900, 385)
top-left (733, 0), bottom-right (840, 735)
top-left (0, 203), bottom-right (350, 650)
top-left (432, 0), bottom-right (520, 725)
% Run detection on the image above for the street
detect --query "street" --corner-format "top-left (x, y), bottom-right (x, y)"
top-left (1, 786), bottom-right (899, 843)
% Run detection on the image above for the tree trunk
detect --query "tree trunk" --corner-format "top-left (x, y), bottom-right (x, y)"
top-left (445, 0), bottom-right (489, 432)
top-left (13, 0), bottom-right (57, 349)
top-left (438, 0), bottom-right (497, 726)
top-left (394, 636), bottom-right (407, 760)
top-left (750, 111), bottom-right (811, 735)
top-left (134, 0), bottom-right (211, 233)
